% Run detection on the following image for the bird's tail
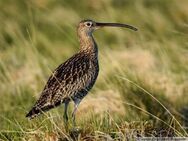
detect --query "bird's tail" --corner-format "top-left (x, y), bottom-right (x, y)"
top-left (26, 101), bottom-right (62, 119)
top-left (26, 106), bottom-right (42, 119)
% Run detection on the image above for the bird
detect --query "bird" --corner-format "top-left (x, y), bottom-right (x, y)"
top-left (26, 19), bottom-right (137, 126)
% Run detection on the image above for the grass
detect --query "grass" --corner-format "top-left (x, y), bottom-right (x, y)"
top-left (0, 0), bottom-right (188, 140)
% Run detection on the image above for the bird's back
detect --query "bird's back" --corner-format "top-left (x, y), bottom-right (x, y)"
top-left (26, 51), bottom-right (99, 118)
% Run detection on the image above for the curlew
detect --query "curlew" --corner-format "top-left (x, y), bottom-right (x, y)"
top-left (26, 19), bottom-right (137, 125)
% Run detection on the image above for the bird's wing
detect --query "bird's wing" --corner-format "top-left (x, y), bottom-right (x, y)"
top-left (26, 53), bottom-right (91, 118)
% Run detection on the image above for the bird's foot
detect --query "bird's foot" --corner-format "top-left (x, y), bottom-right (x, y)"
top-left (69, 126), bottom-right (82, 140)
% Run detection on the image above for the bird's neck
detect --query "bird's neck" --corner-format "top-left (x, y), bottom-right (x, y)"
top-left (78, 32), bottom-right (98, 57)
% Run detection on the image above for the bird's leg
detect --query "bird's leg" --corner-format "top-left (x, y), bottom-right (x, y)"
top-left (72, 99), bottom-right (81, 127)
top-left (63, 101), bottom-right (69, 127)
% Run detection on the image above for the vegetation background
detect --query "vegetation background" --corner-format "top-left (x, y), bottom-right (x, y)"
top-left (0, 0), bottom-right (188, 140)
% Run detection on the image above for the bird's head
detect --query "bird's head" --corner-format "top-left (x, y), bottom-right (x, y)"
top-left (77, 19), bottom-right (137, 36)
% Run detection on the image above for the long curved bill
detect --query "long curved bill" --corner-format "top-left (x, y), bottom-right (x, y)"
top-left (95, 22), bottom-right (138, 31)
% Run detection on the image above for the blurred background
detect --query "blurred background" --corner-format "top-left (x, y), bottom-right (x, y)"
top-left (0, 0), bottom-right (188, 140)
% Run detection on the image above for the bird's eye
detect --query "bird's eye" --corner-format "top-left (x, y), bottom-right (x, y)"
top-left (86, 22), bottom-right (92, 27)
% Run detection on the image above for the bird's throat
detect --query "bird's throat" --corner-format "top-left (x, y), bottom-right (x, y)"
top-left (79, 33), bottom-right (98, 56)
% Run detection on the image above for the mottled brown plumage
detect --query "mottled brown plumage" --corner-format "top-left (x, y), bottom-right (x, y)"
top-left (26, 19), bottom-right (137, 125)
